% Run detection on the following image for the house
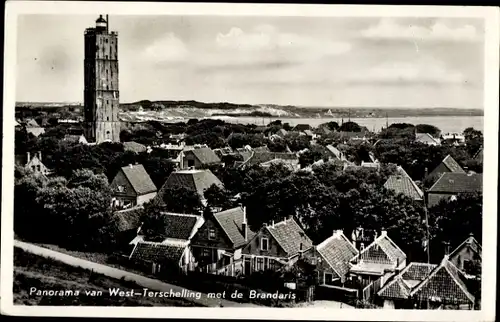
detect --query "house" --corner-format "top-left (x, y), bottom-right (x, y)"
top-left (190, 207), bottom-right (257, 276)
top-left (427, 172), bottom-right (482, 208)
top-left (123, 141), bottom-right (147, 153)
top-left (155, 169), bottom-right (224, 206)
top-left (427, 155), bottom-right (465, 180)
top-left (16, 151), bottom-right (50, 175)
top-left (377, 262), bottom-right (437, 309)
top-left (349, 230), bottom-right (407, 288)
top-left (441, 133), bottom-right (466, 146)
top-left (409, 255), bottom-right (475, 309)
top-left (415, 133), bottom-right (440, 146)
top-left (304, 230), bottom-right (358, 286)
top-left (25, 119), bottom-right (45, 137)
top-left (63, 134), bottom-right (88, 144)
top-left (276, 128), bottom-right (288, 137)
top-left (129, 212), bottom-right (204, 274)
top-left (339, 131), bottom-right (369, 142)
top-left (293, 124), bottom-right (312, 132)
top-left (110, 164), bottom-right (157, 209)
top-left (179, 146), bottom-right (221, 169)
top-left (448, 235), bottom-right (482, 276)
top-left (325, 145), bottom-right (346, 161)
top-left (473, 147), bottom-right (483, 162)
top-left (241, 217), bottom-right (313, 275)
top-left (383, 174), bottom-right (424, 202)
top-left (303, 129), bottom-right (315, 139)
top-left (113, 206), bottom-right (145, 252)
top-left (238, 151), bottom-right (299, 171)
top-left (315, 126), bottom-right (332, 137)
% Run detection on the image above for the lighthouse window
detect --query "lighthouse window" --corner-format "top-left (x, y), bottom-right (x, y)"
top-left (107, 117), bottom-right (109, 121)
top-left (105, 39), bottom-right (108, 43)
top-left (105, 55), bottom-right (108, 59)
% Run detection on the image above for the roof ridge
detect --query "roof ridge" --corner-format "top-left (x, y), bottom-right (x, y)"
top-left (160, 212), bottom-right (200, 218)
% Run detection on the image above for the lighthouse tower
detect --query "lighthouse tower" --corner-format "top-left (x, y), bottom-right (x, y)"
top-left (83, 15), bottom-right (120, 143)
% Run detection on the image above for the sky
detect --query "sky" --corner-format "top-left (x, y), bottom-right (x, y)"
top-left (16, 15), bottom-right (485, 108)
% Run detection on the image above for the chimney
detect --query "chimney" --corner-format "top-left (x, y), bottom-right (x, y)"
top-left (360, 242), bottom-right (365, 252)
top-left (242, 206), bottom-right (248, 241)
top-left (272, 220), bottom-right (275, 228)
top-left (373, 230), bottom-right (378, 240)
top-left (27, 151), bottom-right (31, 164)
top-left (381, 230), bottom-right (387, 237)
top-left (424, 167), bottom-right (428, 178)
top-left (38, 151), bottom-right (42, 161)
top-left (443, 241), bottom-right (450, 255)
top-left (106, 14), bottom-right (109, 32)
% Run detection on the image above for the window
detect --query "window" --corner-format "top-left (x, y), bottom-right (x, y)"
top-left (187, 159), bottom-right (195, 168)
top-left (117, 185), bottom-right (125, 192)
top-left (202, 248), bottom-right (211, 258)
top-left (107, 117), bottom-right (109, 121)
top-left (463, 259), bottom-right (473, 272)
top-left (37, 165), bottom-right (41, 172)
top-left (263, 257), bottom-right (269, 270)
top-left (105, 55), bottom-right (108, 59)
top-left (105, 39), bottom-right (108, 43)
top-left (256, 257), bottom-right (264, 271)
top-left (208, 229), bottom-right (216, 240)
top-left (106, 100), bottom-right (109, 104)
top-left (261, 238), bottom-right (269, 251)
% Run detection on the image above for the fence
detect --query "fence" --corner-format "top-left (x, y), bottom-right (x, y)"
top-left (316, 284), bottom-right (358, 303)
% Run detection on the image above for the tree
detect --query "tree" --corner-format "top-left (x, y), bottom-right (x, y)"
top-left (142, 157), bottom-right (175, 189)
top-left (320, 121), bottom-right (339, 131)
top-left (339, 121), bottom-right (362, 132)
top-left (428, 192), bottom-right (482, 262)
top-left (157, 185), bottom-right (203, 214)
top-left (203, 184), bottom-right (235, 211)
top-left (416, 124), bottom-right (441, 137)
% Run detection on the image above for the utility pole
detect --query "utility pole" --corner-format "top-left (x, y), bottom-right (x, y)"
top-left (424, 190), bottom-right (430, 264)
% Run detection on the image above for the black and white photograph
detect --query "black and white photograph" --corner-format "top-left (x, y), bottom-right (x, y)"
top-left (1, 2), bottom-right (498, 320)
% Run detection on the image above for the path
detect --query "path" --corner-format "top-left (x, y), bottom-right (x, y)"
top-left (14, 240), bottom-right (259, 307)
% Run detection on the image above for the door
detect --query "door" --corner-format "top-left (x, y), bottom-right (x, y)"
top-left (244, 257), bottom-right (251, 275)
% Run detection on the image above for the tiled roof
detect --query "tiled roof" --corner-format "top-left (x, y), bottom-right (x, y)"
top-left (428, 173), bottom-right (482, 194)
top-left (378, 275), bottom-right (411, 299)
top-left (304, 130), bottom-right (314, 136)
top-left (242, 151), bottom-right (298, 167)
top-left (326, 145), bottom-right (343, 159)
top-left (123, 141), bottom-right (147, 153)
top-left (161, 213), bottom-right (199, 240)
top-left (442, 155), bottom-right (466, 173)
top-left (473, 147), bottom-right (483, 160)
top-left (378, 262), bottom-right (437, 299)
top-left (191, 147), bottom-right (221, 164)
top-left (416, 133), bottom-right (439, 144)
top-left (449, 236), bottom-right (482, 260)
top-left (63, 134), bottom-right (84, 142)
top-left (213, 207), bottom-right (256, 249)
top-left (277, 129), bottom-right (288, 136)
top-left (158, 169), bottom-right (224, 199)
top-left (113, 206), bottom-right (144, 232)
top-left (401, 262), bottom-right (437, 281)
top-left (384, 175), bottom-right (424, 200)
top-left (121, 164), bottom-right (157, 195)
top-left (26, 119), bottom-right (40, 127)
top-left (130, 242), bottom-right (185, 264)
top-left (267, 218), bottom-right (313, 257)
top-left (410, 257), bottom-right (475, 304)
top-left (317, 232), bottom-right (358, 282)
top-left (355, 233), bottom-right (406, 266)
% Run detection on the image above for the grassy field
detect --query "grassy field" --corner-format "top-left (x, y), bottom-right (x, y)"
top-left (14, 248), bottom-right (202, 306)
